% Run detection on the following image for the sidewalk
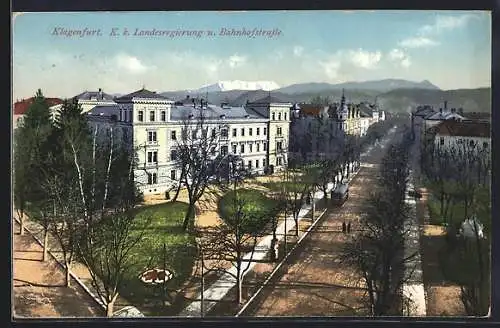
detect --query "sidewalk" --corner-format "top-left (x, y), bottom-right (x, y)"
top-left (179, 127), bottom-right (398, 317)
top-left (12, 213), bottom-right (131, 315)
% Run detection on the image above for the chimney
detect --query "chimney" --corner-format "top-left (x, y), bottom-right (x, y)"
top-left (98, 88), bottom-right (103, 100)
top-left (444, 100), bottom-right (448, 111)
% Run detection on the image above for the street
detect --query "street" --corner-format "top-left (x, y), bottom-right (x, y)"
top-left (244, 126), bottom-right (406, 316)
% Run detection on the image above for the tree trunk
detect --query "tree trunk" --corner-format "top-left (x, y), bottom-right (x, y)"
top-left (236, 262), bottom-right (243, 304)
top-left (294, 214), bottom-right (299, 237)
top-left (19, 211), bottom-right (25, 235)
top-left (65, 264), bottom-right (71, 287)
top-left (182, 203), bottom-right (196, 231)
top-left (42, 228), bottom-right (49, 261)
top-left (106, 294), bottom-right (119, 317)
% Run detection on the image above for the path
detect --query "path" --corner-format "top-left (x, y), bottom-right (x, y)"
top-left (12, 221), bottom-right (103, 318)
top-left (179, 126), bottom-right (399, 317)
top-left (12, 214), bottom-right (134, 317)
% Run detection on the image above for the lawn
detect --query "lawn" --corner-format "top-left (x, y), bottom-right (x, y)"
top-left (119, 201), bottom-right (197, 316)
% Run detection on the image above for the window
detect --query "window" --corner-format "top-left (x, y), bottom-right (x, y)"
top-left (256, 160), bottom-right (260, 168)
top-left (241, 128), bottom-right (245, 137)
top-left (272, 113), bottom-right (275, 120)
top-left (263, 142), bottom-right (267, 151)
top-left (192, 130), bottom-right (197, 139)
top-left (240, 144), bottom-right (245, 153)
top-left (264, 127), bottom-right (267, 135)
top-left (202, 129), bottom-right (208, 138)
top-left (161, 111), bottom-right (166, 121)
top-left (147, 151), bottom-right (158, 163)
top-left (249, 128), bottom-right (253, 136)
top-left (221, 145), bottom-right (228, 156)
top-left (147, 173), bottom-right (157, 185)
top-left (248, 161), bottom-right (252, 169)
top-left (138, 111), bottom-right (144, 122)
top-left (232, 144), bottom-right (237, 153)
top-left (171, 130), bottom-right (177, 140)
top-left (440, 137), bottom-right (444, 145)
top-left (150, 111), bottom-right (155, 121)
top-left (278, 113), bottom-right (282, 120)
top-left (249, 144), bottom-right (253, 152)
top-left (483, 142), bottom-right (489, 148)
top-left (469, 140), bottom-right (475, 148)
top-left (119, 109), bottom-right (123, 121)
top-left (277, 127), bottom-right (282, 136)
top-left (277, 157), bottom-right (283, 165)
top-left (211, 129), bottom-right (216, 138)
top-left (257, 127), bottom-right (260, 135)
top-left (257, 143), bottom-right (260, 152)
top-left (170, 150), bottom-right (178, 161)
top-left (263, 159), bottom-right (266, 167)
top-left (284, 113), bottom-right (287, 120)
top-left (170, 170), bottom-right (176, 181)
top-left (148, 131), bottom-right (157, 142)
top-left (232, 128), bottom-right (237, 137)
top-left (221, 129), bottom-right (228, 138)
top-left (277, 141), bottom-right (283, 151)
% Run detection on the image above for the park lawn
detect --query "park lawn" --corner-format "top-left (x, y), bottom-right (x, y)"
top-left (119, 201), bottom-right (197, 316)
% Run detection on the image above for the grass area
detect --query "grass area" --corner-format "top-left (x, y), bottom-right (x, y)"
top-left (119, 201), bottom-right (197, 316)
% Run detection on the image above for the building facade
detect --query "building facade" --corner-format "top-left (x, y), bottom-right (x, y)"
top-left (87, 89), bottom-right (292, 195)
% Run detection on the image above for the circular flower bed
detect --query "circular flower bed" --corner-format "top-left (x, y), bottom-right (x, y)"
top-left (139, 268), bottom-right (174, 285)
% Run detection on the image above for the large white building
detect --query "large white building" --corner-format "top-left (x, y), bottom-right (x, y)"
top-left (87, 89), bottom-right (292, 195)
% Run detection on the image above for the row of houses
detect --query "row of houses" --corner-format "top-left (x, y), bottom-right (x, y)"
top-left (411, 101), bottom-right (491, 154)
top-left (13, 88), bottom-right (385, 195)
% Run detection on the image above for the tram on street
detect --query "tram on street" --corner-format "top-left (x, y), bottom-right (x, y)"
top-left (331, 183), bottom-right (349, 206)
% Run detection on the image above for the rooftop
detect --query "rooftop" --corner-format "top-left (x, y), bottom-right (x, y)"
top-left (115, 88), bottom-right (171, 102)
top-left (14, 97), bottom-right (64, 115)
top-left (436, 120), bottom-right (490, 138)
top-left (74, 89), bottom-right (115, 102)
top-left (170, 104), bottom-right (265, 121)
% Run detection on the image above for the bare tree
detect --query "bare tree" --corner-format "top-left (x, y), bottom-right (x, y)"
top-left (205, 185), bottom-right (274, 304)
top-left (339, 138), bottom-right (417, 316)
top-left (76, 210), bottom-right (152, 317)
top-left (172, 106), bottom-right (226, 231)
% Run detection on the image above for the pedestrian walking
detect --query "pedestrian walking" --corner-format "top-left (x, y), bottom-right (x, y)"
top-left (342, 222), bottom-right (346, 233)
top-left (347, 222), bottom-right (351, 234)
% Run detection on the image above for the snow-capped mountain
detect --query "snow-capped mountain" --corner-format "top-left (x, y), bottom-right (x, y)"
top-left (196, 80), bottom-right (280, 93)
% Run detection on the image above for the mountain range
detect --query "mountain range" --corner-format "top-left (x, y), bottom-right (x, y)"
top-left (158, 79), bottom-right (490, 113)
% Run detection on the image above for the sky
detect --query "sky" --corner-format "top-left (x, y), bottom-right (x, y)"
top-left (12, 10), bottom-right (491, 100)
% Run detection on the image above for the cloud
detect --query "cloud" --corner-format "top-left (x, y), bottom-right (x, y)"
top-left (293, 46), bottom-right (304, 57)
top-left (398, 13), bottom-right (477, 50)
top-left (419, 13), bottom-right (476, 35)
top-left (114, 54), bottom-right (150, 73)
top-left (347, 49), bottom-right (382, 69)
top-left (388, 48), bottom-right (411, 68)
top-left (319, 57), bottom-right (341, 79)
top-left (228, 54), bottom-right (247, 68)
top-left (399, 36), bottom-right (439, 48)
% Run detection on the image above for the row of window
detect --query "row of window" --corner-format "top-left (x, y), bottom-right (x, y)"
top-left (231, 142), bottom-right (268, 154)
top-left (146, 141), bottom-right (283, 164)
top-left (232, 127), bottom-right (267, 137)
top-left (271, 112), bottom-right (287, 121)
top-left (147, 170), bottom-right (177, 185)
top-left (148, 126), bottom-right (279, 143)
top-left (138, 110), bottom-right (167, 122)
top-left (439, 137), bottom-right (489, 149)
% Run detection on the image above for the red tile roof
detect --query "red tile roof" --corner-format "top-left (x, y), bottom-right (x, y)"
top-left (436, 120), bottom-right (490, 138)
top-left (13, 97), bottom-right (64, 115)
